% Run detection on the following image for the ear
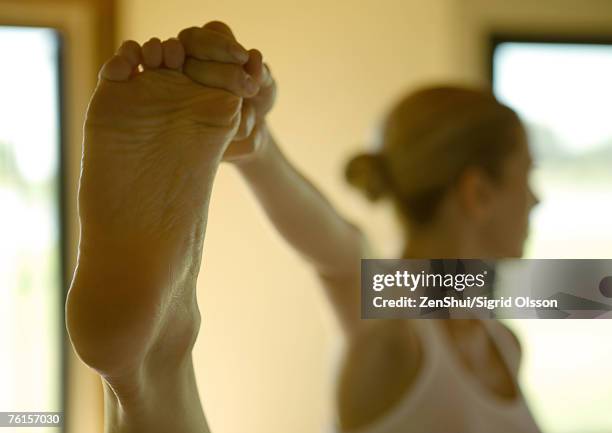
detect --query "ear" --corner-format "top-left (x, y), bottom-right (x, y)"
top-left (455, 167), bottom-right (496, 221)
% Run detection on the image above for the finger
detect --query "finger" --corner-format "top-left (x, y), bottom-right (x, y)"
top-left (117, 40), bottom-right (141, 69)
top-left (99, 55), bottom-right (133, 82)
top-left (142, 37), bottom-right (163, 68)
top-left (183, 58), bottom-right (259, 97)
top-left (244, 49), bottom-right (263, 83)
top-left (261, 62), bottom-right (273, 87)
top-left (162, 38), bottom-right (185, 69)
top-left (233, 101), bottom-right (256, 141)
top-left (245, 50), bottom-right (274, 88)
top-left (223, 123), bottom-right (264, 162)
top-left (178, 27), bottom-right (248, 64)
top-left (202, 21), bottom-right (236, 40)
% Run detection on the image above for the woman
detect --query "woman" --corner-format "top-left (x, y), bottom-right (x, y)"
top-left (232, 70), bottom-right (541, 432)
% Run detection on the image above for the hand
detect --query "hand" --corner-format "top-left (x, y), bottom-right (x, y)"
top-left (179, 21), bottom-right (277, 162)
top-left (226, 48), bottom-right (276, 162)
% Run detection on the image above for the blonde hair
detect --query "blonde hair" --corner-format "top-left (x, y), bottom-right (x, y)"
top-left (345, 85), bottom-right (522, 226)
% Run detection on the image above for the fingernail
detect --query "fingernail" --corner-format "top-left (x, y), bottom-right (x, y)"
top-left (231, 45), bottom-right (249, 63)
top-left (244, 75), bottom-right (259, 95)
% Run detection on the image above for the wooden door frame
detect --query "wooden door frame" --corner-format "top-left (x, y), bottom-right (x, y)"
top-left (0, 1), bottom-right (115, 432)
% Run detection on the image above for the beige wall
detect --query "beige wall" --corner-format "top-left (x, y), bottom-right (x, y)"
top-left (112, 1), bottom-right (612, 433)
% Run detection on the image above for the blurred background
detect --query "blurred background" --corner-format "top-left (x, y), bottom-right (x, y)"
top-left (0, 0), bottom-right (611, 432)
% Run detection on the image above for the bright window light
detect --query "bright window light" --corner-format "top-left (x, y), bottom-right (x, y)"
top-left (493, 40), bottom-right (612, 433)
top-left (0, 26), bottom-right (63, 431)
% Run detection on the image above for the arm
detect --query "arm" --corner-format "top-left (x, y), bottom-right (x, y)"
top-left (235, 130), bottom-right (426, 431)
top-left (235, 126), bottom-right (367, 335)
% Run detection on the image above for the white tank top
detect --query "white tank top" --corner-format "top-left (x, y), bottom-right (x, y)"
top-left (330, 320), bottom-right (541, 433)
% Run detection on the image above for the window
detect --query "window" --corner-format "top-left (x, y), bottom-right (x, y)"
top-left (492, 37), bottom-right (612, 433)
top-left (0, 26), bottom-right (64, 431)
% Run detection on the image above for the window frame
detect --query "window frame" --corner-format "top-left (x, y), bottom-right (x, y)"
top-left (0, 2), bottom-right (115, 432)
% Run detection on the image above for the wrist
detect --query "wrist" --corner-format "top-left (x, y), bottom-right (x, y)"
top-left (232, 122), bottom-right (277, 171)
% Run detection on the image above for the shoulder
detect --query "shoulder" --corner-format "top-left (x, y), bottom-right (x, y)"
top-left (336, 320), bottom-right (423, 431)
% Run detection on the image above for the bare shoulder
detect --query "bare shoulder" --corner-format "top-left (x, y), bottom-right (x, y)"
top-left (337, 320), bottom-right (423, 431)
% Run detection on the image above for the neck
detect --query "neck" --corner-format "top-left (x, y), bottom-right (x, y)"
top-left (401, 221), bottom-right (482, 259)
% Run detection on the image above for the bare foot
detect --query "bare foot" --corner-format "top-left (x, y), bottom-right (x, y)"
top-left (66, 37), bottom-right (243, 433)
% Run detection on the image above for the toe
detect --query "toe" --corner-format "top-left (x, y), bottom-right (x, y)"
top-left (162, 38), bottom-right (185, 70)
top-left (142, 37), bottom-right (163, 68)
top-left (117, 40), bottom-right (142, 69)
top-left (99, 55), bottom-right (133, 81)
top-left (202, 21), bottom-right (236, 40)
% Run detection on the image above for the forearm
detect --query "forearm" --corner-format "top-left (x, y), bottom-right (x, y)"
top-left (235, 125), bottom-right (365, 277)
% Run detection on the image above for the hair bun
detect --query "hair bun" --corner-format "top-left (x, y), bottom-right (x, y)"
top-left (344, 153), bottom-right (390, 201)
